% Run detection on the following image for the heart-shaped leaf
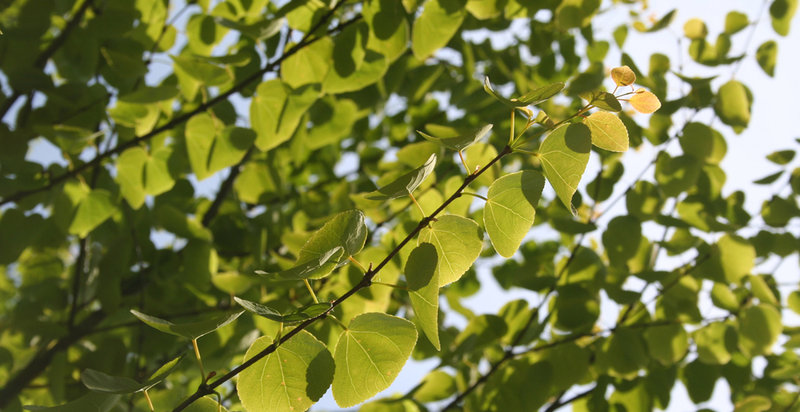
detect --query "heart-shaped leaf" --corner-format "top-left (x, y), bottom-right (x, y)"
top-left (332, 313), bottom-right (417, 408)
top-left (418, 215), bottom-right (483, 285)
top-left (405, 243), bottom-right (441, 350)
top-left (583, 111), bottom-right (629, 152)
top-left (484, 171), bottom-right (545, 257)
top-left (129, 309), bottom-right (243, 340)
top-left (539, 123), bottom-right (591, 213)
top-left (366, 154), bottom-right (437, 200)
top-left (417, 124), bottom-right (493, 151)
top-left (238, 331), bottom-right (334, 412)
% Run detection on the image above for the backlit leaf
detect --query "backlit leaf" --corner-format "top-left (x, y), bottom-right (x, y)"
top-left (366, 154), bottom-right (437, 200)
top-left (756, 40), bottom-right (777, 77)
top-left (483, 171), bottom-right (545, 257)
top-left (724, 11), bottom-right (749, 34)
top-left (715, 80), bottom-right (751, 133)
top-left (332, 313), bottom-right (417, 407)
top-left (238, 331), bottom-right (334, 412)
top-left (630, 89), bottom-right (661, 114)
top-left (81, 354), bottom-right (183, 394)
top-left (234, 297), bottom-right (332, 324)
top-left (405, 243), bottom-right (441, 350)
top-left (538, 123), bottom-right (591, 213)
top-left (69, 190), bottom-right (117, 237)
top-left (643, 323), bottom-right (689, 365)
top-left (411, 0), bottom-right (467, 60)
top-left (418, 124), bottom-right (493, 151)
top-left (770, 0), bottom-right (798, 36)
top-left (251, 80), bottom-right (319, 152)
top-left (23, 392), bottom-right (120, 412)
top-left (739, 304), bottom-right (782, 357)
top-left (129, 309), bottom-right (243, 340)
top-left (583, 111), bottom-right (629, 152)
top-left (683, 18), bottom-right (708, 39)
top-left (418, 215), bottom-right (483, 285)
top-left (611, 66), bottom-right (636, 86)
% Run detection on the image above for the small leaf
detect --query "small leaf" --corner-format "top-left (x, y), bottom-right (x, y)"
top-left (405, 243), bottom-right (441, 350)
top-left (129, 309), bottom-right (243, 340)
top-left (756, 40), bottom-right (777, 77)
top-left (770, 0), bottom-right (798, 36)
top-left (81, 354), bottom-right (183, 394)
top-left (184, 397), bottom-right (230, 412)
top-left (418, 215), bottom-right (483, 285)
top-left (739, 304), bottom-right (782, 357)
top-left (513, 82), bottom-right (566, 105)
top-left (411, 0), bottom-right (467, 60)
top-left (418, 124), bottom-right (493, 151)
top-left (583, 111), bottom-right (629, 152)
top-left (684, 18), bottom-right (708, 39)
top-left (715, 80), bottom-right (751, 133)
top-left (332, 313), bottom-right (417, 408)
top-left (643, 323), bottom-right (689, 365)
top-left (258, 247), bottom-right (344, 280)
top-left (582, 91), bottom-right (622, 112)
top-left (724, 11), bottom-right (749, 34)
top-left (538, 123), bottom-right (591, 213)
top-left (295, 210), bottom-right (368, 278)
top-left (234, 297), bottom-right (331, 324)
top-left (611, 66), bottom-right (636, 86)
top-left (69, 189), bottom-right (117, 237)
top-left (629, 88), bottom-right (661, 114)
top-left (413, 370), bottom-right (456, 402)
top-left (238, 331), bottom-right (334, 412)
top-left (366, 154), bottom-right (437, 200)
top-left (484, 171), bottom-right (545, 257)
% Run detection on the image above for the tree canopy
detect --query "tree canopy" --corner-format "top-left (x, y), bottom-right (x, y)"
top-left (0, 0), bottom-right (799, 411)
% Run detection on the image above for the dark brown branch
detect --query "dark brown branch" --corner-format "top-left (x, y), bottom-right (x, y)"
top-left (201, 148), bottom-right (253, 226)
top-left (67, 237), bottom-right (88, 330)
top-left (172, 145), bottom-right (513, 411)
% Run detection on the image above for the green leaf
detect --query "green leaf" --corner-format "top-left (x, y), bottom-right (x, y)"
top-left (171, 55), bottom-right (231, 86)
top-left (698, 234), bottom-right (756, 284)
top-left (213, 16), bottom-right (284, 42)
top-left (324, 49), bottom-right (388, 94)
top-left (185, 113), bottom-right (220, 180)
top-left (596, 327), bottom-right (648, 379)
top-left (332, 313), bottom-right (417, 408)
top-left (756, 40), bottom-right (777, 77)
top-left (551, 284), bottom-right (599, 331)
top-left (282, 37), bottom-right (332, 88)
top-left (418, 124), bottom-right (493, 151)
top-left (483, 77), bottom-right (564, 108)
top-left (602, 215), bottom-right (642, 267)
top-left (694, 322), bottom-right (734, 364)
top-left (715, 80), bottom-right (751, 133)
top-left (582, 91), bottom-right (622, 112)
top-left (251, 80), bottom-right (319, 152)
top-left (739, 303), bottom-right (782, 357)
top-left (296, 210), bottom-right (368, 271)
top-left (483, 171), bottom-right (545, 257)
top-left (129, 309), bottom-right (243, 340)
top-left (583, 111), bottom-right (628, 152)
top-left (116, 147), bottom-right (148, 208)
top-left (234, 297), bottom-right (331, 324)
top-left (81, 354), bottom-right (183, 394)
top-left (680, 122), bottom-right (727, 164)
top-left (238, 331), bottom-right (334, 412)
top-left (405, 243), bottom-right (441, 350)
top-left (259, 247), bottom-right (345, 280)
top-left (363, 0), bottom-right (410, 62)
top-left (735, 396), bottom-right (772, 412)
top-left (454, 314), bottom-right (508, 354)
top-left (710, 283), bottom-right (740, 312)
top-left (207, 127), bottom-right (255, 173)
top-left (413, 369), bottom-right (456, 402)
top-left (472, 358), bottom-right (551, 411)
top-left (23, 392), bottom-right (120, 412)
top-left (724, 11), bottom-right (749, 34)
top-left (411, 0), bottom-right (467, 60)
top-left (555, 0), bottom-right (601, 29)
top-left (634, 9), bottom-right (676, 32)
top-left (788, 291), bottom-right (800, 314)
top-left (418, 215), bottom-right (483, 285)
top-left (643, 323), bottom-right (689, 365)
top-left (770, 0), bottom-right (798, 36)
top-left (767, 149), bottom-right (795, 165)
top-left (366, 154), bottom-right (437, 200)
top-left (69, 189), bottom-right (117, 237)
top-left (538, 123), bottom-right (591, 213)
top-left (683, 18), bottom-right (708, 39)
top-left (655, 152), bottom-right (702, 197)
top-left (184, 397), bottom-right (230, 412)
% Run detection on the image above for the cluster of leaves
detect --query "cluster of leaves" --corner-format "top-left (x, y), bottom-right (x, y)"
top-left (0, 0), bottom-right (799, 411)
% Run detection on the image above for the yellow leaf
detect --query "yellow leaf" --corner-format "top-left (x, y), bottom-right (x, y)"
top-left (611, 66), bottom-right (636, 86)
top-left (630, 89), bottom-right (661, 114)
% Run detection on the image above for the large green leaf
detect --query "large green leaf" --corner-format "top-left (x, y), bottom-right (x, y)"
top-left (411, 0), bottom-right (467, 60)
top-left (282, 37), bottom-right (332, 88)
top-left (698, 234), bottom-right (755, 284)
top-left (694, 322), bottom-right (735, 365)
top-left (69, 189), bottom-right (117, 237)
top-left (116, 146), bottom-right (175, 209)
top-left (238, 331), bottom-right (334, 412)
top-left (366, 154), bottom-right (437, 200)
top-left (418, 215), bottom-right (483, 285)
top-left (332, 313), bottom-right (418, 408)
top-left (770, 0), bottom-right (798, 35)
top-left (596, 327), bottom-right (648, 379)
top-left (207, 126), bottom-right (255, 173)
top-left (234, 297), bottom-right (331, 324)
top-left (295, 210), bottom-right (368, 278)
top-left (417, 124), bottom-right (493, 151)
top-left (551, 284), bottom-right (599, 332)
top-left (583, 111), bottom-right (628, 152)
top-left (250, 80), bottom-right (319, 151)
top-left (405, 243), bottom-right (441, 350)
top-left (363, 0), bottom-right (409, 62)
top-left (714, 80), bottom-right (751, 133)
top-left (538, 123), bottom-right (591, 213)
top-left (129, 310), bottom-right (243, 340)
top-left (739, 304), bottom-right (782, 357)
top-left (483, 170), bottom-right (545, 257)
top-left (81, 354), bottom-right (183, 394)
top-left (185, 113), bottom-right (220, 180)
top-left (643, 323), bottom-right (689, 365)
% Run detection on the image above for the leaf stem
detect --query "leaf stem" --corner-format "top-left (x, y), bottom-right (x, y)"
top-left (458, 150), bottom-right (471, 173)
top-left (143, 389), bottom-right (155, 411)
top-left (303, 279), bottom-right (320, 304)
top-left (347, 256), bottom-right (368, 273)
top-left (409, 193), bottom-right (427, 218)
top-left (509, 109), bottom-right (515, 145)
top-left (191, 339), bottom-right (206, 382)
top-left (461, 191), bottom-right (488, 201)
top-left (328, 315), bottom-right (348, 330)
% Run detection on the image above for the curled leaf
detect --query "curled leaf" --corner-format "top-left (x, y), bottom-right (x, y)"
top-left (629, 89), bottom-right (661, 114)
top-left (418, 124), bottom-right (493, 151)
top-left (366, 154), bottom-right (437, 200)
top-left (611, 66), bottom-right (636, 86)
